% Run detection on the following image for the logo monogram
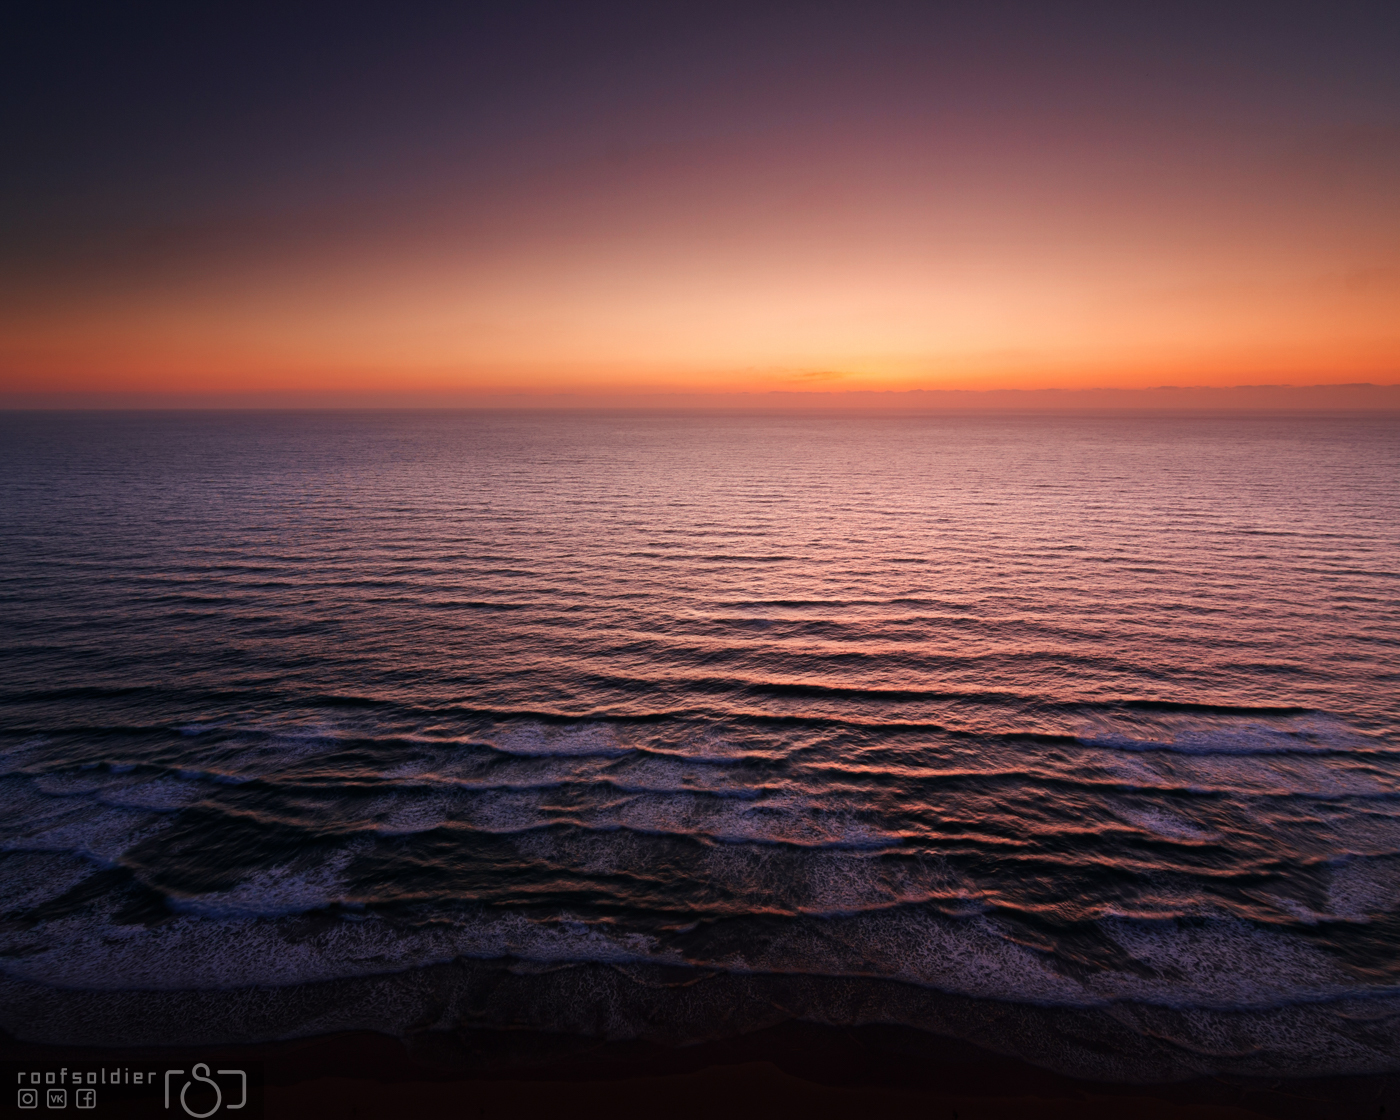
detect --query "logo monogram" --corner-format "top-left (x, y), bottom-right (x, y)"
top-left (164, 1065), bottom-right (247, 1117)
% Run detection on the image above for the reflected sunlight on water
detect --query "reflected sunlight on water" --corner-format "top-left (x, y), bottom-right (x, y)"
top-left (2, 409), bottom-right (1398, 1078)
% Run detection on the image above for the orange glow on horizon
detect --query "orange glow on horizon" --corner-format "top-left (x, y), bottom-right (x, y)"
top-left (4, 18), bottom-right (1397, 403)
top-left (5, 202), bottom-right (1397, 398)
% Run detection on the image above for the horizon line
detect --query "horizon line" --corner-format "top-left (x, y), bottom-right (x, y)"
top-left (4, 382), bottom-right (1400, 412)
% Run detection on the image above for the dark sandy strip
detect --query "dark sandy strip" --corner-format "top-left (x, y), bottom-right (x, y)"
top-left (3, 1022), bottom-right (1394, 1120)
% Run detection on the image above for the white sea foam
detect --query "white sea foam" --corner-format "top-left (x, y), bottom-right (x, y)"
top-left (168, 721), bottom-right (353, 784)
top-left (96, 776), bottom-right (207, 812)
top-left (28, 768), bottom-right (215, 812)
top-left (0, 777), bottom-right (168, 865)
top-left (488, 724), bottom-right (629, 758)
top-left (376, 754), bottom-right (448, 781)
top-left (608, 791), bottom-right (902, 849)
top-left (672, 733), bottom-right (762, 764)
top-left (373, 747), bottom-right (763, 801)
top-left (458, 788), bottom-right (556, 834)
top-left (2, 708), bottom-right (1396, 1039)
top-left (168, 845), bottom-right (366, 919)
top-left (1, 802), bottom-right (1382, 1018)
top-left (1251, 856), bottom-right (1400, 925)
top-left (361, 792), bottom-right (463, 835)
top-left (6, 902), bottom-right (1374, 1013)
top-left (1326, 857), bottom-right (1400, 923)
top-left (1086, 748), bottom-right (1400, 800)
top-left (0, 851), bottom-right (98, 913)
top-left (439, 784), bottom-right (903, 849)
top-left (0, 739), bottom-right (48, 778)
top-left (1099, 918), bottom-right (1361, 1006)
top-left (1078, 714), bottom-right (1376, 756)
top-left (700, 844), bottom-right (970, 916)
top-left (1114, 805), bottom-right (1215, 841)
top-left (0, 902), bottom-right (661, 992)
top-left (32, 772), bottom-right (113, 796)
top-left (595, 754), bottom-right (763, 797)
top-left (1329, 812), bottom-right (1400, 856)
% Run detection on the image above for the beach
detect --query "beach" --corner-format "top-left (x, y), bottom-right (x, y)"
top-left (5, 1021), bottom-right (1395, 1119)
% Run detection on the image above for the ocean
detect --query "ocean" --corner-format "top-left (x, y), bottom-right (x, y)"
top-left (2, 408), bottom-right (1398, 1083)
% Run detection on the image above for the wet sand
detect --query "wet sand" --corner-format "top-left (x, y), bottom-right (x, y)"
top-left (4, 1021), bottom-right (1394, 1119)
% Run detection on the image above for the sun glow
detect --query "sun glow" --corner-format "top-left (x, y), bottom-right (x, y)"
top-left (3, 7), bottom-right (1397, 404)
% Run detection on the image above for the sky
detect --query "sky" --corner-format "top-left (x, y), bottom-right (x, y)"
top-left (2, 1), bottom-right (1398, 404)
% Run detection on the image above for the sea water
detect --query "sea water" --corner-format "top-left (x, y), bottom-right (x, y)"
top-left (2, 409), bottom-right (1398, 1080)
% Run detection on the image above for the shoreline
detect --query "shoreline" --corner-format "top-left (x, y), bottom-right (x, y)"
top-left (4, 1021), bottom-right (1394, 1119)
top-left (8, 957), bottom-right (1399, 1084)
